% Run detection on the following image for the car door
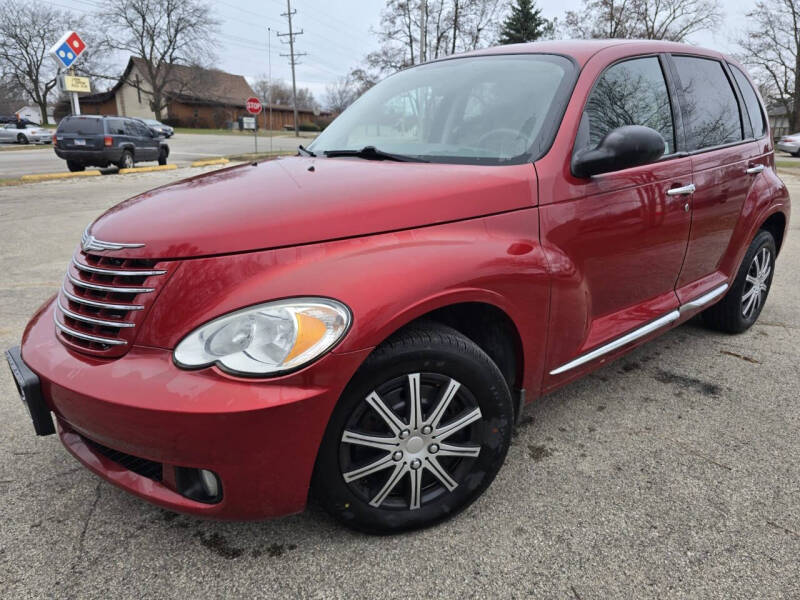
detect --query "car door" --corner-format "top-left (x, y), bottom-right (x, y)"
top-left (668, 55), bottom-right (759, 301)
top-left (539, 54), bottom-right (693, 385)
top-left (0, 124), bottom-right (12, 141)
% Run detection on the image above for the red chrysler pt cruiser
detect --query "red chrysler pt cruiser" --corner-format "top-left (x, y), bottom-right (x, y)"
top-left (7, 40), bottom-right (790, 533)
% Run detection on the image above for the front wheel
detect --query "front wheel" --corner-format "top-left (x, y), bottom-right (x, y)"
top-left (313, 324), bottom-right (514, 534)
top-left (158, 149), bottom-right (168, 165)
top-left (702, 229), bottom-right (776, 333)
top-left (66, 160), bottom-right (85, 172)
top-left (17, 133), bottom-right (28, 144)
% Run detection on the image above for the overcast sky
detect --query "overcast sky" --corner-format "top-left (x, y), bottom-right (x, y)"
top-left (53, 0), bottom-right (753, 102)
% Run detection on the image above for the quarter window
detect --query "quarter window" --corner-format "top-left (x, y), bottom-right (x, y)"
top-left (672, 56), bottom-right (743, 150)
top-left (730, 65), bottom-right (767, 139)
top-left (579, 56), bottom-right (675, 155)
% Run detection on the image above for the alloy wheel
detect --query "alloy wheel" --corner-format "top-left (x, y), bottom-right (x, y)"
top-left (339, 372), bottom-right (483, 511)
top-left (742, 247), bottom-right (771, 319)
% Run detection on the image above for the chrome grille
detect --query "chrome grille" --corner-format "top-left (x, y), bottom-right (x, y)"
top-left (54, 251), bottom-right (170, 357)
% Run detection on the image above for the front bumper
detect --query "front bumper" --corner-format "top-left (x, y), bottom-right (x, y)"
top-left (777, 141), bottom-right (799, 154)
top-left (15, 298), bottom-right (370, 519)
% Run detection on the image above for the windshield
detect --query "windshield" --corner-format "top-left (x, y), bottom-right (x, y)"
top-left (309, 54), bottom-right (575, 164)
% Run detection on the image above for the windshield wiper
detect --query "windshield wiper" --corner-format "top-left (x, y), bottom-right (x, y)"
top-left (298, 145), bottom-right (316, 157)
top-left (323, 146), bottom-right (428, 163)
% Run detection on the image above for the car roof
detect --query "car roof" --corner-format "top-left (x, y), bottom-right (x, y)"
top-left (436, 39), bottom-right (727, 68)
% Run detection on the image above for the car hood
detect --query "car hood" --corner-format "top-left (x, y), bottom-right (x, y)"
top-left (88, 156), bottom-right (537, 259)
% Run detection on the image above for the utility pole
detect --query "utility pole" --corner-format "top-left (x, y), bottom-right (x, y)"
top-left (268, 27), bottom-right (273, 153)
top-left (278, 0), bottom-right (306, 137)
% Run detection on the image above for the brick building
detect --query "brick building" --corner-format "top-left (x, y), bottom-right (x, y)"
top-left (60, 57), bottom-right (323, 129)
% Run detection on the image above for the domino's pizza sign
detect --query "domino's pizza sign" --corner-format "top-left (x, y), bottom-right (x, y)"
top-left (50, 31), bottom-right (87, 69)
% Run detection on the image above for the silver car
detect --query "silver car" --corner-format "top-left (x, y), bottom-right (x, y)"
top-left (777, 133), bottom-right (800, 156)
top-left (0, 123), bottom-right (52, 144)
top-left (140, 118), bottom-right (174, 138)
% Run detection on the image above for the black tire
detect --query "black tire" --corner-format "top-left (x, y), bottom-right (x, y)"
top-left (702, 229), bottom-right (776, 333)
top-left (158, 149), bottom-right (168, 165)
top-left (312, 323), bottom-right (514, 534)
top-left (117, 150), bottom-right (134, 169)
top-left (17, 133), bottom-right (28, 144)
top-left (66, 160), bottom-right (85, 172)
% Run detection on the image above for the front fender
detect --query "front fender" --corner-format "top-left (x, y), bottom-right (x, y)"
top-left (137, 209), bottom-right (551, 393)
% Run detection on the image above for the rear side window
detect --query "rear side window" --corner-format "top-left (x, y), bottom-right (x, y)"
top-left (57, 117), bottom-right (103, 135)
top-left (672, 56), bottom-right (742, 150)
top-left (106, 118), bottom-right (126, 135)
top-left (730, 65), bottom-right (767, 138)
top-left (579, 56), bottom-right (675, 155)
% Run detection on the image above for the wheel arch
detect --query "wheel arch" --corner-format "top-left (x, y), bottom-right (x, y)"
top-left (349, 294), bottom-right (527, 419)
top-left (759, 211), bottom-right (787, 254)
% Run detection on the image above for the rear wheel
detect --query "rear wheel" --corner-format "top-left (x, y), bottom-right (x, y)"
top-left (117, 150), bottom-right (134, 169)
top-left (702, 229), bottom-right (776, 333)
top-left (66, 160), bottom-right (85, 172)
top-left (313, 324), bottom-right (514, 534)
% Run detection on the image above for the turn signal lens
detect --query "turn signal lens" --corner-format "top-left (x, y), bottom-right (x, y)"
top-left (52, 133), bottom-right (57, 146)
top-left (104, 135), bottom-right (113, 147)
top-left (173, 298), bottom-right (351, 376)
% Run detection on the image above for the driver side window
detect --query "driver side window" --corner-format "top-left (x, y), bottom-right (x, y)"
top-left (578, 56), bottom-right (675, 155)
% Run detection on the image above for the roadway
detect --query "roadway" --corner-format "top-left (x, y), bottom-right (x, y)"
top-left (0, 131), bottom-right (313, 178)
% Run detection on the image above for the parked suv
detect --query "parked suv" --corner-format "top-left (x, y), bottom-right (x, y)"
top-left (7, 40), bottom-right (790, 534)
top-left (54, 115), bottom-right (169, 172)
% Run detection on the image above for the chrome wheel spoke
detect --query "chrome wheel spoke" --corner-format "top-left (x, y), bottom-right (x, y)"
top-left (344, 453), bottom-right (396, 483)
top-left (424, 456), bottom-right (458, 491)
top-left (408, 373), bottom-right (422, 430)
top-left (434, 407), bottom-right (482, 441)
top-left (341, 430), bottom-right (399, 452)
top-left (369, 463), bottom-right (408, 507)
top-left (742, 286), bottom-right (758, 303)
top-left (426, 378), bottom-right (460, 429)
top-left (409, 465), bottom-right (423, 510)
top-left (746, 274), bottom-right (758, 285)
top-left (438, 442), bottom-right (481, 458)
top-left (761, 264), bottom-right (771, 280)
top-left (743, 291), bottom-right (757, 317)
top-left (366, 391), bottom-right (406, 435)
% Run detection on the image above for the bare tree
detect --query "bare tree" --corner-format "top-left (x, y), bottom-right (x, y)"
top-left (365, 0), bottom-right (503, 76)
top-left (325, 76), bottom-right (359, 113)
top-left (0, 0), bottom-right (95, 124)
top-left (564, 0), bottom-right (722, 41)
top-left (96, 0), bottom-right (218, 120)
top-left (251, 77), bottom-right (317, 109)
top-left (737, 0), bottom-right (799, 132)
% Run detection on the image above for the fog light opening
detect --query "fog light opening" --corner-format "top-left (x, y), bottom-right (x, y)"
top-left (174, 467), bottom-right (222, 504)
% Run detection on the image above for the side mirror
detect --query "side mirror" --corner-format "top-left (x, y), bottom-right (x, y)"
top-left (571, 125), bottom-right (666, 178)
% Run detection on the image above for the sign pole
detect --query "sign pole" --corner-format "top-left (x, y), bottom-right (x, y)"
top-left (69, 68), bottom-right (81, 115)
top-left (254, 119), bottom-right (258, 154)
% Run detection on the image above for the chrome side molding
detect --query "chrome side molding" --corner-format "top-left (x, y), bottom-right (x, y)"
top-left (549, 283), bottom-right (730, 376)
top-left (680, 283), bottom-right (728, 311)
top-left (549, 310), bottom-right (680, 375)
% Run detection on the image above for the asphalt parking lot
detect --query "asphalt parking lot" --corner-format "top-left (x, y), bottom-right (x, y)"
top-left (0, 131), bottom-right (312, 178)
top-left (1, 167), bottom-right (798, 598)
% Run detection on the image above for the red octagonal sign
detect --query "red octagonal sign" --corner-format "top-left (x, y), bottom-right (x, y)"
top-left (246, 97), bottom-right (263, 115)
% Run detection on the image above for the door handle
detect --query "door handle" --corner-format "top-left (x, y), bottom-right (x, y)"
top-left (746, 164), bottom-right (765, 175)
top-left (667, 184), bottom-right (696, 196)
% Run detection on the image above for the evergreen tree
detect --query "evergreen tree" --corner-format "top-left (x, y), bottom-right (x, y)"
top-left (498, 0), bottom-right (552, 45)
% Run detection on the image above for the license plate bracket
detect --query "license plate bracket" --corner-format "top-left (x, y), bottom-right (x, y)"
top-left (5, 346), bottom-right (55, 436)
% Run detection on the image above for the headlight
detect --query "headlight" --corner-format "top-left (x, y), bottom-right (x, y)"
top-left (174, 298), bottom-right (351, 376)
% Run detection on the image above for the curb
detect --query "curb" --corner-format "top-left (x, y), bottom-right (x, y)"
top-left (190, 158), bottom-right (230, 167)
top-left (119, 164), bottom-right (179, 174)
top-left (20, 170), bottom-right (102, 182)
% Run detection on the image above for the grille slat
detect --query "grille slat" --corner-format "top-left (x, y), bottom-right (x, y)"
top-left (55, 250), bottom-right (168, 357)
top-left (82, 436), bottom-right (163, 481)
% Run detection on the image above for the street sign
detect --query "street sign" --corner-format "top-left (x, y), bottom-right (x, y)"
top-left (246, 97), bottom-right (263, 115)
top-left (242, 117), bottom-right (256, 130)
top-left (62, 75), bottom-right (91, 93)
top-left (50, 31), bottom-right (87, 69)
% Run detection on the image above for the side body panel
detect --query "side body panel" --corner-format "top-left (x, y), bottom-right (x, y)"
top-left (138, 209), bottom-right (551, 397)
